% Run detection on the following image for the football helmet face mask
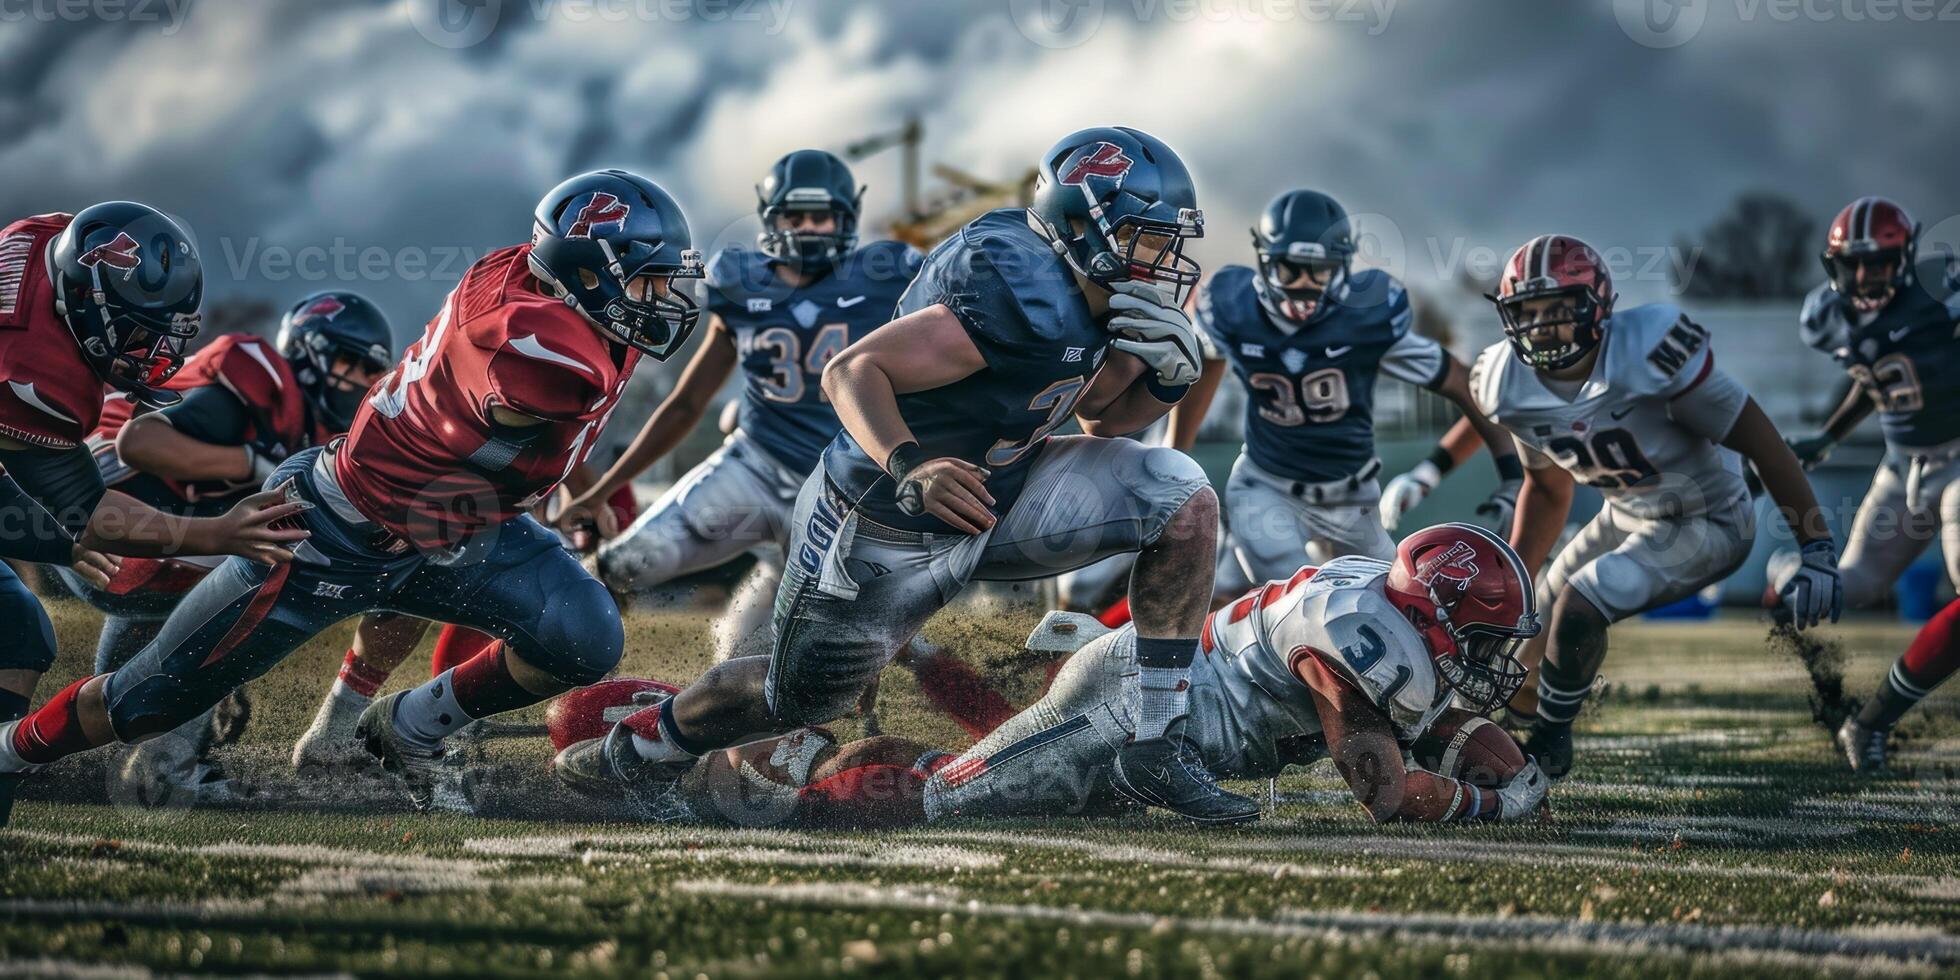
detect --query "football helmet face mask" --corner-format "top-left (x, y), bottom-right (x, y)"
top-left (1028, 126), bottom-right (1205, 304)
top-left (756, 149), bottom-right (863, 273)
top-left (529, 169), bottom-right (705, 361)
top-left (276, 291), bottom-right (395, 432)
top-left (46, 201), bottom-right (204, 408)
top-left (1252, 189), bottom-right (1355, 325)
top-left (1822, 196), bottom-right (1917, 314)
top-left (1489, 234), bottom-right (1615, 372)
top-left (1383, 523), bottom-right (1540, 714)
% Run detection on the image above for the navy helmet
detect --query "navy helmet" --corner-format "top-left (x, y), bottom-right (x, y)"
top-left (46, 201), bottom-right (203, 407)
top-left (1028, 126), bottom-right (1204, 303)
top-left (528, 169), bottom-right (704, 360)
top-left (1252, 190), bottom-right (1355, 324)
top-left (275, 291), bottom-right (394, 432)
top-left (756, 149), bottom-right (863, 271)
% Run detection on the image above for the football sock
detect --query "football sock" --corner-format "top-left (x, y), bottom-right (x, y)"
top-left (1858, 597), bottom-right (1960, 731)
top-left (394, 647), bottom-right (538, 749)
top-left (392, 671), bottom-right (470, 748)
top-left (333, 648), bottom-right (388, 704)
top-left (910, 651), bottom-right (1019, 740)
top-left (10, 677), bottom-right (101, 766)
top-left (622, 701), bottom-right (705, 765)
top-left (1533, 672), bottom-right (1592, 726)
top-left (1134, 636), bottom-right (1196, 741)
top-left (430, 626), bottom-right (501, 677)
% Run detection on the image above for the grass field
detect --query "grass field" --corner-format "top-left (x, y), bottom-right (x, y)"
top-left (3, 597), bottom-right (1957, 978)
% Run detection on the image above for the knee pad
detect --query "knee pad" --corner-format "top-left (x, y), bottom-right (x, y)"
top-left (0, 589), bottom-right (57, 674)
top-left (1123, 447), bottom-right (1211, 542)
top-left (525, 575), bottom-right (625, 686)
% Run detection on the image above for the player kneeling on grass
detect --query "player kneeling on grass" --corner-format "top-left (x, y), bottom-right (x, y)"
top-left (558, 524), bottom-right (1550, 827)
top-left (1453, 235), bottom-right (1840, 779)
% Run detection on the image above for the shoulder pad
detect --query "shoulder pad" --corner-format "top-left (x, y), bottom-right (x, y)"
top-left (1610, 303), bottom-right (1711, 395)
top-left (1469, 341), bottom-right (1511, 417)
top-left (1317, 588), bottom-right (1438, 721)
top-left (0, 215), bottom-right (67, 329)
top-left (1196, 265), bottom-right (1258, 338)
top-left (1798, 283), bottom-right (1847, 352)
top-left (842, 240), bottom-right (925, 296)
top-left (1338, 269), bottom-right (1412, 334)
top-left (482, 305), bottom-right (609, 421)
top-left (706, 247), bottom-right (771, 295)
top-left (203, 334), bottom-right (297, 405)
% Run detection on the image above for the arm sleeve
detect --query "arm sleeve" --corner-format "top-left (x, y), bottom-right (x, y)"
top-left (154, 384), bottom-right (254, 445)
top-left (938, 241), bottom-right (1067, 374)
top-left (0, 443), bottom-right (105, 543)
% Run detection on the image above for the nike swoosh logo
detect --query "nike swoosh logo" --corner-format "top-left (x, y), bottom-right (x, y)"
top-left (836, 295), bottom-right (867, 308)
top-left (7, 380), bottom-right (78, 425)
top-left (1889, 327), bottom-right (1910, 341)
top-left (507, 333), bottom-right (593, 376)
top-left (1324, 346), bottom-right (1352, 358)
top-left (1610, 406), bottom-right (1635, 421)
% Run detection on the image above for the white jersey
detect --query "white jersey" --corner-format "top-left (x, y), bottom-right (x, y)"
top-left (1471, 303), bottom-right (1751, 520)
top-left (1191, 555), bottom-right (1449, 777)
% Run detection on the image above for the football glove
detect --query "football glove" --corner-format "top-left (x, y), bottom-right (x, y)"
top-left (1476, 478), bottom-right (1522, 536)
top-left (1493, 758), bottom-right (1548, 822)
top-left (1775, 538), bottom-right (1843, 631)
top-left (1379, 461), bottom-right (1442, 531)
top-left (1107, 280), bottom-right (1203, 387)
top-left (1786, 433), bottom-right (1835, 471)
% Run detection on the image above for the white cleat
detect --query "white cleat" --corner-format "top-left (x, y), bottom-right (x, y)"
top-left (292, 694), bottom-right (376, 773)
top-left (1836, 716), bottom-right (1889, 774)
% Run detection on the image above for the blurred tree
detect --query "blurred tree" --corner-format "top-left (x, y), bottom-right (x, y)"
top-left (1673, 192), bottom-right (1814, 300)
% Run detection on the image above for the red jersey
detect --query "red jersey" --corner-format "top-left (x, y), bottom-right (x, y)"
top-left (337, 244), bottom-right (641, 549)
top-left (89, 333), bottom-right (326, 504)
top-left (0, 213), bottom-right (107, 450)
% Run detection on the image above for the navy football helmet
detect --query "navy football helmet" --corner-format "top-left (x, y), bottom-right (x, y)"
top-left (1252, 190), bottom-right (1355, 324)
top-left (756, 149), bottom-right (863, 272)
top-left (1028, 126), bottom-right (1204, 303)
top-left (529, 169), bottom-right (705, 360)
top-left (275, 291), bottom-right (394, 432)
top-left (46, 201), bottom-right (203, 407)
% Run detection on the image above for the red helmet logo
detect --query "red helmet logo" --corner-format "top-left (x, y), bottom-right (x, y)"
top-left (1060, 142), bottom-right (1134, 186)
top-left (297, 296), bottom-right (345, 323)
top-left (1414, 539), bottom-right (1480, 590)
top-left (79, 232), bottom-right (143, 280)
top-left (567, 192), bottom-right (631, 239)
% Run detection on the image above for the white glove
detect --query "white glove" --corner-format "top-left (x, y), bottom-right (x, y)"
top-left (1106, 280), bottom-right (1203, 387)
top-left (1775, 538), bottom-right (1843, 631)
top-left (1493, 758), bottom-right (1548, 821)
top-left (1476, 478), bottom-right (1522, 536)
top-left (1379, 461), bottom-right (1441, 531)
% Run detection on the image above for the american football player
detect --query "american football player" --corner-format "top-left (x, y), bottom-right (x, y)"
top-left (557, 126), bottom-right (1257, 824)
top-left (571, 524), bottom-right (1549, 829)
top-left (0, 202), bottom-right (308, 825)
top-left (1170, 190), bottom-right (1521, 596)
top-left (1837, 593), bottom-right (1960, 772)
top-left (59, 292), bottom-right (399, 798)
top-left (1468, 234), bottom-right (1839, 778)
top-left (1784, 197), bottom-right (1960, 609)
top-left (0, 171), bottom-right (702, 813)
top-left (557, 150), bottom-right (922, 659)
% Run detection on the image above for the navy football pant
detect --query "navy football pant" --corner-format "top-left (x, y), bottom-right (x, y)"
top-left (0, 563), bottom-right (57, 674)
top-left (100, 448), bottom-right (624, 742)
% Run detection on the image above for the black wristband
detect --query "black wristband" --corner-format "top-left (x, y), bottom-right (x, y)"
top-left (886, 442), bottom-right (927, 482)
top-left (1144, 377), bottom-right (1192, 404)
top-left (1424, 445), bottom-right (1456, 477)
top-left (1494, 454), bottom-right (1525, 482)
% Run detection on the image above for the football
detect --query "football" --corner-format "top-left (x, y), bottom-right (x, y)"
top-left (1410, 712), bottom-right (1528, 789)
top-left (543, 677), bottom-right (680, 752)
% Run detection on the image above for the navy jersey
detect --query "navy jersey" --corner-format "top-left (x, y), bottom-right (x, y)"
top-left (709, 240), bottom-right (923, 474)
top-left (823, 209), bottom-right (1106, 531)
top-left (1197, 265), bottom-right (1447, 483)
top-left (1800, 281), bottom-right (1960, 452)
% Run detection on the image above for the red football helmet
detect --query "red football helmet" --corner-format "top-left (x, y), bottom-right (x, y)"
top-left (1822, 196), bottom-right (1917, 313)
top-left (1488, 234), bottom-right (1616, 372)
top-left (545, 677), bottom-right (680, 752)
top-left (1384, 523), bottom-right (1540, 713)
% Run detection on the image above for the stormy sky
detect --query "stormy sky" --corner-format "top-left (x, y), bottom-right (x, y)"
top-left (5, 0), bottom-right (1958, 343)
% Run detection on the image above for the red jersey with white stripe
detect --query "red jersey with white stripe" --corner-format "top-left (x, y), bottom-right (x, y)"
top-left (336, 244), bottom-right (641, 549)
top-left (0, 213), bottom-right (107, 450)
top-left (89, 333), bottom-right (323, 504)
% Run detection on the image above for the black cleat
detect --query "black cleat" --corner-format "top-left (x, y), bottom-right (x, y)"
top-left (355, 693), bottom-right (471, 813)
top-left (554, 723), bottom-right (696, 821)
top-left (1836, 716), bottom-right (1889, 774)
top-left (1523, 719), bottom-right (1574, 781)
top-left (1110, 736), bottom-right (1261, 826)
top-left (0, 771), bottom-right (18, 828)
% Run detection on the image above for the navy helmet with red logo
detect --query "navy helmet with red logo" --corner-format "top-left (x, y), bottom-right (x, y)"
top-left (1821, 196), bottom-right (1918, 314)
top-left (756, 149), bottom-right (863, 272)
top-left (1251, 189), bottom-right (1356, 324)
top-left (1384, 523), bottom-right (1540, 714)
top-left (1489, 234), bottom-right (1617, 372)
top-left (529, 169), bottom-right (705, 360)
top-left (275, 291), bottom-right (395, 433)
top-left (46, 201), bottom-right (203, 407)
top-left (1028, 126), bottom-right (1205, 303)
